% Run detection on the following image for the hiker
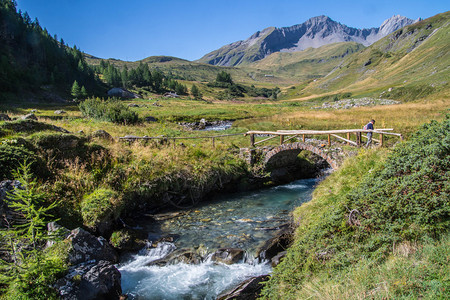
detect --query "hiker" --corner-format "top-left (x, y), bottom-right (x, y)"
top-left (364, 119), bottom-right (375, 147)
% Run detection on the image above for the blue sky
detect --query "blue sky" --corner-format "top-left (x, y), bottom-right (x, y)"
top-left (16, 0), bottom-right (448, 61)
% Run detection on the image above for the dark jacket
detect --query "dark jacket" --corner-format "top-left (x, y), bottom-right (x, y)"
top-left (365, 122), bottom-right (374, 130)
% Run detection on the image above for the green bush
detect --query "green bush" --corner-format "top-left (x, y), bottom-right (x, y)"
top-left (80, 188), bottom-right (118, 229)
top-left (347, 117), bottom-right (450, 240)
top-left (79, 97), bottom-right (139, 124)
top-left (0, 162), bottom-right (66, 299)
top-left (262, 116), bottom-right (450, 299)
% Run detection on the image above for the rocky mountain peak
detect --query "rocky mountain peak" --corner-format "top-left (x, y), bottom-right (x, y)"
top-left (379, 15), bottom-right (416, 36)
top-left (197, 14), bottom-right (419, 66)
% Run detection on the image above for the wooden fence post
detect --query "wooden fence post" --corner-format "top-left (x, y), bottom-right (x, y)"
top-left (280, 135), bottom-right (284, 145)
top-left (327, 134), bottom-right (331, 147)
top-left (347, 132), bottom-right (350, 145)
top-left (212, 137), bottom-right (215, 148)
top-left (380, 133), bottom-right (383, 147)
top-left (356, 132), bottom-right (361, 147)
top-left (302, 134), bottom-right (305, 142)
top-left (250, 134), bottom-right (255, 147)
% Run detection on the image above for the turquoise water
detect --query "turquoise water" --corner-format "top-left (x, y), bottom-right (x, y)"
top-left (119, 177), bottom-right (319, 299)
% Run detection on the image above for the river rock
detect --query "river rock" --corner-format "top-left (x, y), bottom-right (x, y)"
top-left (211, 248), bottom-right (244, 265)
top-left (21, 113), bottom-right (38, 120)
top-left (91, 130), bottom-right (114, 141)
top-left (54, 260), bottom-right (122, 300)
top-left (66, 227), bottom-right (118, 265)
top-left (271, 250), bottom-right (287, 267)
top-left (0, 113), bottom-right (11, 121)
top-left (148, 248), bottom-right (203, 266)
top-left (54, 110), bottom-right (66, 114)
top-left (256, 224), bottom-right (293, 261)
top-left (217, 275), bottom-right (270, 300)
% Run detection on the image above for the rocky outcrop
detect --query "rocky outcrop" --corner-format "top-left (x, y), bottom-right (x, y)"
top-left (217, 275), bottom-right (270, 300)
top-left (51, 226), bottom-right (122, 300)
top-left (256, 224), bottom-right (293, 262)
top-left (107, 87), bottom-right (140, 99)
top-left (147, 248), bottom-right (203, 266)
top-left (66, 227), bottom-right (118, 265)
top-left (90, 130), bottom-right (114, 141)
top-left (54, 260), bottom-right (122, 300)
top-left (211, 248), bottom-right (245, 265)
top-left (314, 97), bottom-right (400, 110)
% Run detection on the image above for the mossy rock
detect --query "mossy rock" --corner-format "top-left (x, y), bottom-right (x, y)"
top-left (109, 228), bottom-right (146, 252)
top-left (0, 142), bottom-right (48, 180)
top-left (81, 188), bottom-right (121, 235)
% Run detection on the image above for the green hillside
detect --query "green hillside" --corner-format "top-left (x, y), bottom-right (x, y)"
top-left (298, 11), bottom-right (450, 101)
top-left (85, 54), bottom-right (295, 86)
top-left (243, 42), bottom-right (365, 80)
top-left (0, 1), bottom-right (104, 102)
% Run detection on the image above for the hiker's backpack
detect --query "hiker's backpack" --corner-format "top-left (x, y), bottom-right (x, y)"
top-left (363, 124), bottom-right (368, 130)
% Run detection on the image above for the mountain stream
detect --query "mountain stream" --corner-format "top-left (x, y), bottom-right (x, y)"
top-left (119, 177), bottom-right (319, 299)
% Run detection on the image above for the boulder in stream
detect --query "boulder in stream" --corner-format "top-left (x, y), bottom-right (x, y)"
top-left (256, 224), bottom-right (293, 261)
top-left (66, 227), bottom-right (118, 265)
top-left (217, 275), bottom-right (270, 300)
top-left (147, 248), bottom-right (203, 266)
top-left (54, 260), bottom-right (122, 300)
top-left (49, 225), bottom-right (122, 299)
top-left (211, 248), bottom-right (244, 265)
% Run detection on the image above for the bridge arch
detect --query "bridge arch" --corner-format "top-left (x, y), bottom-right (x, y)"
top-left (264, 142), bottom-right (339, 170)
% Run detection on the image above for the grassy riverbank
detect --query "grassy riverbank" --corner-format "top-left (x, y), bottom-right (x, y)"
top-left (261, 116), bottom-right (449, 299)
top-left (0, 97), bottom-right (449, 298)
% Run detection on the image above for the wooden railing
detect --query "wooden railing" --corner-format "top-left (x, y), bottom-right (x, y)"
top-left (119, 129), bottom-right (404, 149)
top-left (245, 129), bottom-right (403, 147)
top-left (119, 133), bottom-right (242, 148)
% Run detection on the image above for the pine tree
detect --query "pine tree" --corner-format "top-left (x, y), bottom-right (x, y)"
top-left (71, 80), bottom-right (81, 99)
top-left (191, 84), bottom-right (202, 100)
top-left (80, 86), bottom-right (87, 98)
top-left (0, 161), bottom-right (63, 298)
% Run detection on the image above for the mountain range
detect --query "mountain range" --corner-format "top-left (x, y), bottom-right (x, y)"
top-left (197, 15), bottom-right (419, 66)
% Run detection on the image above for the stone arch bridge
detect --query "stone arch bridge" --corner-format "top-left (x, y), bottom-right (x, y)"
top-left (240, 141), bottom-right (347, 171)
top-left (240, 129), bottom-right (403, 171)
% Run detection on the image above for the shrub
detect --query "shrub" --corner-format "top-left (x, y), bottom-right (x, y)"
top-left (261, 116), bottom-right (450, 299)
top-left (347, 116), bottom-right (450, 240)
top-left (79, 97), bottom-right (139, 124)
top-left (80, 188), bottom-right (119, 230)
top-left (0, 162), bottom-right (65, 299)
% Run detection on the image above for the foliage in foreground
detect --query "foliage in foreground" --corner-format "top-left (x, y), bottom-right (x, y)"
top-left (261, 116), bottom-right (450, 299)
top-left (0, 162), bottom-right (66, 299)
top-left (78, 97), bottom-right (139, 124)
